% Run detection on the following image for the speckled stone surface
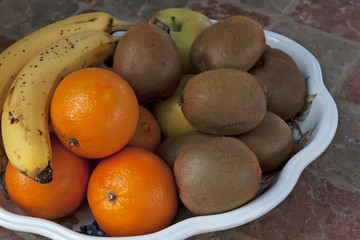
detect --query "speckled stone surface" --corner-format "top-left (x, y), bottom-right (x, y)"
top-left (0, 0), bottom-right (359, 239)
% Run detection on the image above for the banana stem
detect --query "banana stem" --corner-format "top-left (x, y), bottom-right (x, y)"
top-left (111, 18), bottom-right (143, 32)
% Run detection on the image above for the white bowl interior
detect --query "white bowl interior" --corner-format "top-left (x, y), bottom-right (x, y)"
top-left (0, 30), bottom-right (338, 240)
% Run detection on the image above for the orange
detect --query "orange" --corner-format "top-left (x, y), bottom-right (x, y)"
top-left (50, 67), bottom-right (139, 159)
top-left (5, 135), bottom-right (90, 220)
top-left (127, 105), bottom-right (161, 152)
top-left (87, 147), bottom-right (178, 237)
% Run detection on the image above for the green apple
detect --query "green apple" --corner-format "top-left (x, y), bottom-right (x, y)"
top-left (152, 74), bottom-right (196, 138)
top-left (148, 8), bottom-right (212, 73)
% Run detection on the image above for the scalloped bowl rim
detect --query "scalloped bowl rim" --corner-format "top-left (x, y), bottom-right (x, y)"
top-left (0, 30), bottom-right (338, 240)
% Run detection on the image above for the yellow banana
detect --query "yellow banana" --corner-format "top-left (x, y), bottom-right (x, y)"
top-left (1, 30), bottom-right (120, 183)
top-left (0, 12), bottom-right (139, 148)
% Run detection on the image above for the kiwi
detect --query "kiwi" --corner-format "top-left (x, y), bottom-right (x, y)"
top-left (180, 68), bottom-right (267, 135)
top-left (249, 47), bottom-right (307, 120)
top-left (113, 23), bottom-right (181, 103)
top-left (156, 131), bottom-right (215, 169)
top-left (236, 111), bottom-right (294, 173)
top-left (190, 15), bottom-right (265, 72)
top-left (174, 137), bottom-right (261, 215)
top-left (254, 46), bottom-right (297, 68)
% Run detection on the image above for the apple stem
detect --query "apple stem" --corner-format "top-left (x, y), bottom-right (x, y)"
top-left (171, 16), bottom-right (181, 32)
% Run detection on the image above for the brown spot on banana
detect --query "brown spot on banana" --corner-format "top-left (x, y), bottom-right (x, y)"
top-left (106, 18), bottom-right (114, 33)
top-left (10, 117), bottom-right (20, 124)
top-left (9, 86), bottom-right (15, 94)
top-left (65, 39), bottom-right (75, 49)
top-left (74, 17), bottom-right (97, 25)
top-left (5, 86), bottom-right (16, 106)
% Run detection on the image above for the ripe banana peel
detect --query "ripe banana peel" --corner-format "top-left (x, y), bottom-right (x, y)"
top-left (1, 30), bottom-right (120, 183)
top-left (0, 12), bottom-right (140, 149)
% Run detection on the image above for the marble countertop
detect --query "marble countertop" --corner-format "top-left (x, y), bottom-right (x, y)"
top-left (0, 0), bottom-right (359, 239)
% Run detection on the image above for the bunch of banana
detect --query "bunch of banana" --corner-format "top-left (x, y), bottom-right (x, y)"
top-left (0, 12), bottom-right (138, 183)
top-left (0, 11), bottom-right (139, 149)
top-left (2, 30), bottom-right (121, 183)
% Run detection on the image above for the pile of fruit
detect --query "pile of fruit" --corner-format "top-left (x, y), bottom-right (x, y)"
top-left (0, 8), bottom-right (307, 237)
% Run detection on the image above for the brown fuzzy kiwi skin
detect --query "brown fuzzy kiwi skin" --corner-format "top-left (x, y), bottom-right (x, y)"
top-left (156, 131), bottom-right (216, 169)
top-left (180, 68), bottom-right (267, 136)
top-left (190, 15), bottom-right (265, 73)
top-left (236, 111), bottom-right (294, 173)
top-left (174, 137), bottom-right (262, 215)
top-left (254, 46), bottom-right (297, 68)
top-left (249, 49), bottom-right (307, 120)
top-left (113, 23), bottom-right (181, 103)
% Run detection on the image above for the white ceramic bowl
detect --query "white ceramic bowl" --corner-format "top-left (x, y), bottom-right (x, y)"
top-left (0, 30), bottom-right (338, 240)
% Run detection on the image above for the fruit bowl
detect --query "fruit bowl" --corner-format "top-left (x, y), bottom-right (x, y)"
top-left (0, 29), bottom-right (338, 239)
